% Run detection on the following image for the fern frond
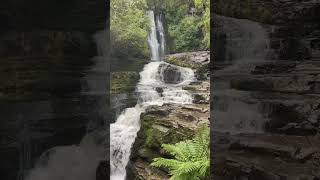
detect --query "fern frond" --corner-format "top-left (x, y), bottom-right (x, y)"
top-left (151, 158), bottom-right (181, 169)
top-left (151, 125), bottom-right (210, 180)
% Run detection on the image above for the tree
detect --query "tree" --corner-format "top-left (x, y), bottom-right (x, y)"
top-left (151, 125), bottom-right (210, 180)
top-left (110, 0), bottom-right (150, 57)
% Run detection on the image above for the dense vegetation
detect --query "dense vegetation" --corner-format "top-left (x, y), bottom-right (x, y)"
top-left (110, 0), bottom-right (150, 57)
top-left (151, 125), bottom-right (210, 180)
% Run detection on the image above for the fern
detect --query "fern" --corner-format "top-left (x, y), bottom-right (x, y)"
top-left (151, 125), bottom-right (210, 180)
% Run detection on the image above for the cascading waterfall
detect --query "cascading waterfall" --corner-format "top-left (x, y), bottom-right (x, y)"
top-left (213, 15), bottom-right (270, 134)
top-left (23, 30), bottom-right (109, 180)
top-left (110, 10), bottom-right (195, 180)
top-left (216, 15), bottom-right (270, 63)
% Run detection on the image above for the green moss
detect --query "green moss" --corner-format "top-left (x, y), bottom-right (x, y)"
top-left (140, 114), bottom-right (194, 149)
top-left (165, 56), bottom-right (195, 69)
top-left (111, 71), bottom-right (140, 94)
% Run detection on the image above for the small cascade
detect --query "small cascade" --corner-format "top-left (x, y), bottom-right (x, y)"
top-left (213, 89), bottom-right (267, 134)
top-left (24, 29), bottom-right (109, 180)
top-left (214, 15), bottom-right (271, 134)
top-left (215, 15), bottom-right (270, 62)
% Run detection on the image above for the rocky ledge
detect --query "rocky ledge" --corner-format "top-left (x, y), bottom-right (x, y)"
top-left (165, 51), bottom-right (210, 80)
top-left (127, 103), bottom-right (210, 179)
top-left (213, 132), bottom-right (320, 180)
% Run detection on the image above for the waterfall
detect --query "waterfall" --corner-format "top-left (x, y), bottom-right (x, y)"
top-left (213, 89), bottom-right (267, 134)
top-left (147, 10), bottom-right (166, 61)
top-left (156, 13), bottom-right (166, 59)
top-left (110, 62), bottom-right (194, 180)
top-left (110, 10), bottom-right (194, 180)
top-left (23, 30), bottom-right (109, 180)
top-left (216, 15), bottom-right (270, 63)
top-left (213, 15), bottom-right (271, 134)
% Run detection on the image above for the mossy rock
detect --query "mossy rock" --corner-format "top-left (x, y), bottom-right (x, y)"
top-left (140, 114), bottom-right (194, 149)
top-left (111, 71), bottom-right (140, 94)
top-left (165, 56), bottom-right (195, 69)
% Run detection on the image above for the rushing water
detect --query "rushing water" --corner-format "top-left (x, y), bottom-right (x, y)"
top-left (213, 16), bottom-right (271, 134)
top-left (110, 10), bottom-right (195, 180)
top-left (215, 15), bottom-right (270, 62)
top-left (147, 11), bottom-right (165, 61)
top-left (24, 29), bottom-right (109, 180)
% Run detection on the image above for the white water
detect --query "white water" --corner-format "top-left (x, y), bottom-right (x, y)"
top-left (216, 15), bottom-right (270, 62)
top-left (214, 16), bottom-right (270, 134)
top-left (24, 29), bottom-right (109, 180)
top-left (25, 131), bottom-right (107, 180)
top-left (110, 62), bottom-right (194, 180)
top-left (213, 89), bottom-right (267, 134)
top-left (156, 13), bottom-right (165, 59)
top-left (147, 11), bottom-right (161, 61)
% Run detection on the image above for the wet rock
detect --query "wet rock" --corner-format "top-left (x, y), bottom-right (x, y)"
top-left (155, 87), bottom-right (163, 96)
top-left (158, 64), bottom-right (182, 84)
top-left (193, 94), bottom-right (209, 104)
top-left (96, 161), bottom-right (109, 180)
top-left (213, 133), bottom-right (320, 180)
top-left (165, 51), bottom-right (209, 67)
top-left (127, 104), bottom-right (209, 178)
top-left (126, 159), bottom-right (169, 180)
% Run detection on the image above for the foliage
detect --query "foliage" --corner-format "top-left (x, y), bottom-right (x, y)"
top-left (147, 0), bottom-right (210, 52)
top-left (213, 0), bottom-right (272, 24)
top-left (151, 125), bottom-right (210, 180)
top-left (169, 16), bottom-right (201, 52)
top-left (110, 0), bottom-right (150, 57)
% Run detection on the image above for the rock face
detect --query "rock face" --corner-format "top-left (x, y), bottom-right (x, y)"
top-left (165, 51), bottom-right (210, 80)
top-left (158, 64), bottom-right (183, 84)
top-left (127, 104), bottom-right (210, 179)
top-left (213, 1), bottom-right (320, 62)
top-left (212, 1), bottom-right (320, 179)
top-left (213, 133), bottom-right (320, 180)
top-left (0, 1), bottom-right (108, 180)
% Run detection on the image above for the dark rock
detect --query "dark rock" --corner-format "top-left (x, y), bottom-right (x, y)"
top-left (230, 78), bottom-right (273, 91)
top-left (193, 94), bottom-right (209, 104)
top-left (96, 160), bottom-right (109, 180)
top-left (266, 104), bottom-right (307, 133)
top-left (155, 87), bottom-right (164, 96)
top-left (159, 64), bottom-right (182, 84)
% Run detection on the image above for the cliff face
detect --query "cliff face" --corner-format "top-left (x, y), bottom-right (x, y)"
top-left (0, 1), bottom-right (108, 179)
